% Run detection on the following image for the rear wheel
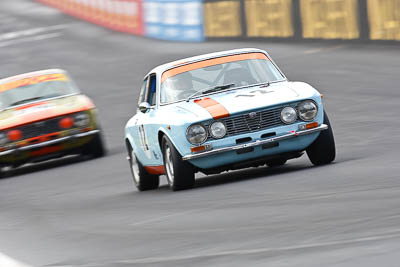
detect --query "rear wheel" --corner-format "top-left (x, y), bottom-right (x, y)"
top-left (162, 135), bottom-right (194, 191)
top-left (128, 145), bottom-right (159, 191)
top-left (306, 111), bottom-right (336, 165)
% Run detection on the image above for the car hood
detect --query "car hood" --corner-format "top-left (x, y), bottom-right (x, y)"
top-left (0, 94), bottom-right (95, 130)
top-left (169, 81), bottom-right (319, 122)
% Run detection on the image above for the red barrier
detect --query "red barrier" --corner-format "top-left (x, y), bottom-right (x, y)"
top-left (36, 0), bottom-right (143, 35)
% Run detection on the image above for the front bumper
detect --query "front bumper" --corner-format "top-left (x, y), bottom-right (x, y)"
top-left (0, 129), bottom-right (100, 157)
top-left (182, 124), bottom-right (327, 161)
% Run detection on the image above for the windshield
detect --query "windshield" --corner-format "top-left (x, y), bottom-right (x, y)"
top-left (160, 53), bottom-right (284, 104)
top-left (0, 73), bottom-right (79, 110)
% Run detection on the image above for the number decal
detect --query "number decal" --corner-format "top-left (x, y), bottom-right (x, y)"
top-left (236, 89), bottom-right (273, 98)
top-left (138, 125), bottom-right (149, 151)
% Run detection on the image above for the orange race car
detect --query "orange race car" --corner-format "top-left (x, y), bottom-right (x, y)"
top-left (0, 69), bottom-right (105, 175)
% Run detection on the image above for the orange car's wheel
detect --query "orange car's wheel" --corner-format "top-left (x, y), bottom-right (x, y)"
top-left (82, 133), bottom-right (106, 158)
top-left (0, 167), bottom-right (5, 178)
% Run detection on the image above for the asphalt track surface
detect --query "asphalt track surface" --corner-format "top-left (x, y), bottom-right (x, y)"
top-left (1, 1), bottom-right (400, 266)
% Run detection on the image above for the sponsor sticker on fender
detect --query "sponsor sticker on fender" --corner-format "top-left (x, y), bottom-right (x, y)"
top-left (0, 73), bottom-right (68, 93)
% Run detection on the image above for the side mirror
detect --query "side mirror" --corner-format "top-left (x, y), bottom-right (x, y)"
top-left (138, 102), bottom-right (151, 113)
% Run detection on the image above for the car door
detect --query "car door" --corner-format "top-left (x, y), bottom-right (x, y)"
top-left (134, 74), bottom-right (158, 163)
top-left (131, 76), bottom-right (151, 161)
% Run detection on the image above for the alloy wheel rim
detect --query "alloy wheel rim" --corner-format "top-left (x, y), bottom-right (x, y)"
top-left (130, 153), bottom-right (140, 184)
top-left (165, 146), bottom-right (174, 184)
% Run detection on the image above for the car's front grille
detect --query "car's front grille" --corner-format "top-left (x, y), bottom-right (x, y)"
top-left (12, 116), bottom-right (66, 140)
top-left (223, 107), bottom-right (283, 136)
top-left (205, 103), bottom-right (299, 139)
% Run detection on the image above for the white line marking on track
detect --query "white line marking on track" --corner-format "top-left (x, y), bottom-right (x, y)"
top-left (49, 230), bottom-right (400, 266)
top-left (0, 32), bottom-right (62, 48)
top-left (0, 252), bottom-right (32, 267)
top-left (0, 24), bottom-right (70, 41)
top-left (114, 230), bottom-right (400, 265)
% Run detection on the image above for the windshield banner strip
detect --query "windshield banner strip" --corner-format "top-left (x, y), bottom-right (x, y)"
top-left (0, 73), bottom-right (68, 92)
top-left (194, 97), bottom-right (230, 119)
top-left (161, 52), bottom-right (269, 83)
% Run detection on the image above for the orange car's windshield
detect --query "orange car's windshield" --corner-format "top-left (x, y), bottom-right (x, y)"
top-left (0, 74), bottom-right (79, 109)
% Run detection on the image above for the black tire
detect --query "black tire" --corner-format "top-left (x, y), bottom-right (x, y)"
top-left (0, 165), bottom-right (12, 178)
top-left (266, 159), bottom-right (287, 167)
top-left (128, 145), bottom-right (159, 191)
top-left (306, 110), bottom-right (336, 165)
top-left (162, 135), bottom-right (194, 191)
top-left (82, 133), bottom-right (106, 158)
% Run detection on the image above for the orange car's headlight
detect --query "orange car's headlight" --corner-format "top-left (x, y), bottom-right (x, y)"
top-left (74, 112), bottom-right (90, 128)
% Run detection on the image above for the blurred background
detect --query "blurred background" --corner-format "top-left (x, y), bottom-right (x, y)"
top-left (36, 0), bottom-right (400, 42)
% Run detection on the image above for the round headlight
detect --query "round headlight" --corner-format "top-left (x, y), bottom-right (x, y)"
top-left (74, 113), bottom-right (90, 127)
top-left (298, 100), bottom-right (318, 121)
top-left (186, 124), bottom-right (207, 145)
top-left (210, 121), bottom-right (227, 139)
top-left (0, 132), bottom-right (7, 146)
top-left (280, 107), bottom-right (297, 124)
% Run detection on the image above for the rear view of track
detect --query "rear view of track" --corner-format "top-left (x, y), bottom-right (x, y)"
top-left (1, 1), bottom-right (400, 266)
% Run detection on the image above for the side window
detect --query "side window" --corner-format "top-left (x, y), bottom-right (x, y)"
top-left (137, 77), bottom-right (148, 106)
top-left (147, 74), bottom-right (157, 106)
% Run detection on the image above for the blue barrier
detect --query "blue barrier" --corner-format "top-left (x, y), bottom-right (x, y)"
top-left (143, 0), bottom-right (204, 41)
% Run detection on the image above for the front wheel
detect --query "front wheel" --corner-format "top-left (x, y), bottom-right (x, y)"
top-left (306, 110), bottom-right (336, 165)
top-left (82, 133), bottom-right (106, 158)
top-left (128, 145), bottom-right (159, 191)
top-left (162, 135), bottom-right (194, 191)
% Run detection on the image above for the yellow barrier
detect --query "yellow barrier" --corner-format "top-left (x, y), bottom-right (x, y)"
top-left (245, 0), bottom-right (293, 37)
top-left (204, 1), bottom-right (242, 37)
top-left (300, 0), bottom-right (359, 39)
top-left (368, 0), bottom-right (400, 40)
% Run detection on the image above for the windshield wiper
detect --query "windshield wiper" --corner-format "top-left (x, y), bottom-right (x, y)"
top-left (186, 83), bottom-right (235, 102)
top-left (259, 81), bottom-right (270, 87)
top-left (9, 97), bottom-right (45, 107)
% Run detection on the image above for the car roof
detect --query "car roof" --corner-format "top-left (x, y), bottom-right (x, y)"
top-left (146, 48), bottom-right (268, 77)
top-left (0, 69), bottom-right (67, 84)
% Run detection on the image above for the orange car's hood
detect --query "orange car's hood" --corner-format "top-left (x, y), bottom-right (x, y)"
top-left (0, 94), bottom-right (95, 130)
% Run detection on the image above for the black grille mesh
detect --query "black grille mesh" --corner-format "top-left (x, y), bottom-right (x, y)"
top-left (205, 103), bottom-right (299, 139)
top-left (8, 116), bottom-right (69, 140)
top-left (223, 107), bottom-right (283, 136)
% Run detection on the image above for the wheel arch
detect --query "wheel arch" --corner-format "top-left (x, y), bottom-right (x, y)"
top-left (125, 137), bottom-right (132, 151)
top-left (125, 134), bottom-right (138, 157)
top-left (157, 128), bottom-right (185, 156)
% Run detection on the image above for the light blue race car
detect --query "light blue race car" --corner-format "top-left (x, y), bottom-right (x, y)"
top-left (125, 48), bottom-right (335, 191)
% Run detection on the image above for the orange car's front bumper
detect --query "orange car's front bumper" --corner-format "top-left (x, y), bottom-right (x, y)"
top-left (0, 129), bottom-right (99, 164)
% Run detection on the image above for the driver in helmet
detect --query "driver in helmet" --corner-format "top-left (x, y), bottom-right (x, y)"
top-left (163, 72), bottom-right (194, 103)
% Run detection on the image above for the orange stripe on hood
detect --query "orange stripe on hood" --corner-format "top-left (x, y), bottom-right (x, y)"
top-left (194, 98), bottom-right (229, 119)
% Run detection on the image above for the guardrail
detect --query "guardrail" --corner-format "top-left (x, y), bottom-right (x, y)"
top-left (36, 0), bottom-right (400, 42)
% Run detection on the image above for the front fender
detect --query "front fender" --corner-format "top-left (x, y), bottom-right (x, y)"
top-left (125, 133), bottom-right (135, 152)
top-left (157, 126), bottom-right (188, 157)
top-left (124, 115), bottom-right (142, 158)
